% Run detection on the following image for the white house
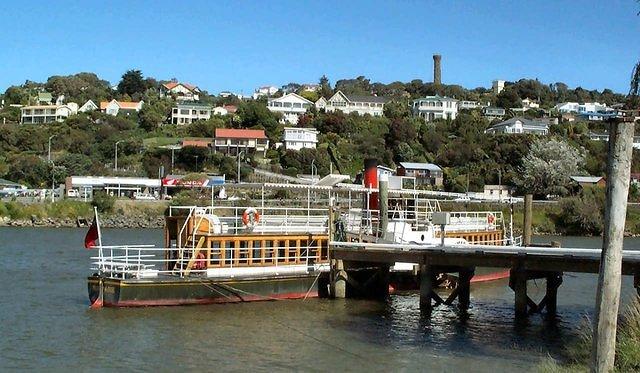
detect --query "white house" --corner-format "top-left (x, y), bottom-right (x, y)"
top-left (283, 127), bottom-right (318, 150)
top-left (267, 93), bottom-right (314, 124)
top-left (21, 104), bottom-right (78, 124)
top-left (483, 107), bottom-right (506, 120)
top-left (171, 103), bottom-right (213, 125)
top-left (212, 107), bottom-right (228, 116)
top-left (554, 102), bottom-right (580, 113)
top-left (78, 100), bottom-right (98, 113)
top-left (492, 80), bottom-right (505, 94)
top-left (485, 117), bottom-right (549, 135)
top-left (100, 99), bottom-right (143, 116)
top-left (411, 95), bottom-right (458, 122)
top-left (214, 128), bottom-right (269, 156)
top-left (252, 86), bottom-right (278, 99)
top-left (161, 82), bottom-right (201, 101)
top-left (318, 91), bottom-right (387, 116)
top-left (458, 100), bottom-right (482, 110)
top-left (522, 98), bottom-right (540, 110)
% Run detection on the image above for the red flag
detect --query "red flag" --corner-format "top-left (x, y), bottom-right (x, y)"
top-left (84, 220), bottom-right (99, 249)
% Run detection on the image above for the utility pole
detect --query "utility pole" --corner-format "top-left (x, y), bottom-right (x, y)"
top-left (237, 150), bottom-right (244, 183)
top-left (592, 116), bottom-right (635, 372)
top-left (114, 140), bottom-right (123, 172)
top-left (47, 135), bottom-right (57, 162)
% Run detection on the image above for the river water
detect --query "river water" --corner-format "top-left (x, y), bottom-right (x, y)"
top-left (1, 228), bottom-right (639, 372)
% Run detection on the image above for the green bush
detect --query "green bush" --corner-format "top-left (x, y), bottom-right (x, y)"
top-left (540, 298), bottom-right (640, 371)
top-left (91, 192), bottom-right (116, 213)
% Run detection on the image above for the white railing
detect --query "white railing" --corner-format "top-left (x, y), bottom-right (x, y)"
top-left (91, 243), bottom-right (328, 279)
top-left (169, 205), bottom-right (329, 235)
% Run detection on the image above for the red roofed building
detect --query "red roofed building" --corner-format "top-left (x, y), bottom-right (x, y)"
top-left (214, 128), bottom-right (269, 156)
top-left (160, 81), bottom-right (201, 101)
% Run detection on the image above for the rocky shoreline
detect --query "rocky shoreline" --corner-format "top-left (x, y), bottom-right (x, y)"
top-left (0, 214), bottom-right (165, 229)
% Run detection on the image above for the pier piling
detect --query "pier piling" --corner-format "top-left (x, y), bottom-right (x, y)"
top-left (593, 117), bottom-right (635, 371)
top-left (523, 194), bottom-right (533, 246)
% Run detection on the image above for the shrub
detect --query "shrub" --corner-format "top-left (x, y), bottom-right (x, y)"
top-left (91, 192), bottom-right (116, 213)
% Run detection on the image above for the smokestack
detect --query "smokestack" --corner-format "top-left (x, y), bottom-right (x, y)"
top-left (363, 159), bottom-right (379, 211)
top-left (433, 54), bottom-right (442, 85)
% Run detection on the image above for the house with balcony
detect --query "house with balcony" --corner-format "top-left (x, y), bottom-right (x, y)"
top-left (214, 128), bottom-right (269, 156)
top-left (411, 95), bottom-right (458, 122)
top-left (397, 162), bottom-right (443, 187)
top-left (485, 117), bottom-right (549, 135)
top-left (283, 127), bottom-right (318, 150)
top-left (100, 99), bottom-right (143, 116)
top-left (20, 104), bottom-right (78, 124)
top-left (267, 93), bottom-right (314, 124)
top-left (318, 91), bottom-right (387, 116)
top-left (161, 82), bottom-right (201, 101)
top-left (171, 103), bottom-right (213, 125)
top-left (482, 106), bottom-right (506, 120)
top-left (458, 100), bottom-right (482, 110)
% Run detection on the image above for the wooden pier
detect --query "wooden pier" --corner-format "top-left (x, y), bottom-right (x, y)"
top-left (328, 241), bottom-right (640, 317)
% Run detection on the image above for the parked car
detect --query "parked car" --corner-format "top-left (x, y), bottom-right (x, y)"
top-left (133, 192), bottom-right (156, 200)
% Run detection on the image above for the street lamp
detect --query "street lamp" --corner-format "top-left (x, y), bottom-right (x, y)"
top-left (194, 155), bottom-right (199, 171)
top-left (47, 135), bottom-right (57, 162)
top-left (237, 150), bottom-right (244, 183)
top-left (114, 140), bottom-right (124, 172)
top-left (311, 159), bottom-right (317, 181)
top-left (50, 160), bottom-right (56, 203)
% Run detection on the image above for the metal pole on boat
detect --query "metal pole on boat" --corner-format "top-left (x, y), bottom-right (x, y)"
top-left (592, 115), bottom-right (635, 372)
top-left (379, 174), bottom-right (388, 239)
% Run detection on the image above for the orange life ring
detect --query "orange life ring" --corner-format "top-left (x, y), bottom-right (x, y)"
top-left (487, 214), bottom-right (495, 225)
top-left (242, 207), bottom-right (260, 227)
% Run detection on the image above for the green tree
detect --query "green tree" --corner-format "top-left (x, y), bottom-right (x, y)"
top-left (383, 100), bottom-right (411, 119)
top-left (319, 75), bottom-right (333, 98)
top-left (496, 88), bottom-right (522, 109)
top-left (117, 70), bottom-right (146, 97)
top-left (236, 100), bottom-right (281, 142)
top-left (515, 138), bottom-right (586, 197)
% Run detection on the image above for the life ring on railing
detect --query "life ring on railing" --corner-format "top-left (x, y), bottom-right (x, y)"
top-left (487, 213), bottom-right (495, 225)
top-left (242, 207), bottom-right (260, 228)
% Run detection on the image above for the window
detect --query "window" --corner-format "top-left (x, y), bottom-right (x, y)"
top-left (180, 109), bottom-right (189, 115)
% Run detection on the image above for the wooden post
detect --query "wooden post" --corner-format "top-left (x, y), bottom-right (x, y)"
top-left (419, 264), bottom-right (434, 311)
top-left (523, 194), bottom-right (533, 246)
top-left (546, 273), bottom-right (562, 316)
top-left (511, 266), bottom-right (528, 317)
top-left (379, 174), bottom-right (389, 239)
top-left (592, 118), bottom-right (635, 372)
top-left (458, 268), bottom-right (474, 311)
top-left (330, 259), bottom-right (347, 298)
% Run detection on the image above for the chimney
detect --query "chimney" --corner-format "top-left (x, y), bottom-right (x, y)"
top-left (433, 54), bottom-right (442, 85)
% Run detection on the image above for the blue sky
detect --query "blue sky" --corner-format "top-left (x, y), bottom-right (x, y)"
top-left (1, 0), bottom-right (639, 95)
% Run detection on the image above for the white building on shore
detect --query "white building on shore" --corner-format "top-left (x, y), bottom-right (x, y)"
top-left (411, 95), bottom-right (458, 122)
top-left (171, 103), bottom-right (213, 125)
top-left (267, 93), bottom-right (313, 124)
top-left (316, 91), bottom-right (387, 116)
top-left (20, 103), bottom-right (78, 124)
top-left (283, 127), bottom-right (318, 150)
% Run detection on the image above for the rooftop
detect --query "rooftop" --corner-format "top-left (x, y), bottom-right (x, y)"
top-left (215, 128), bottom-right (267, 139)
top-left (399, 162), bottom-right (442, 171)
top-left (163, 82), bottom-right (198, 91)
top-left (570, 176), bottom-right (604, 184)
